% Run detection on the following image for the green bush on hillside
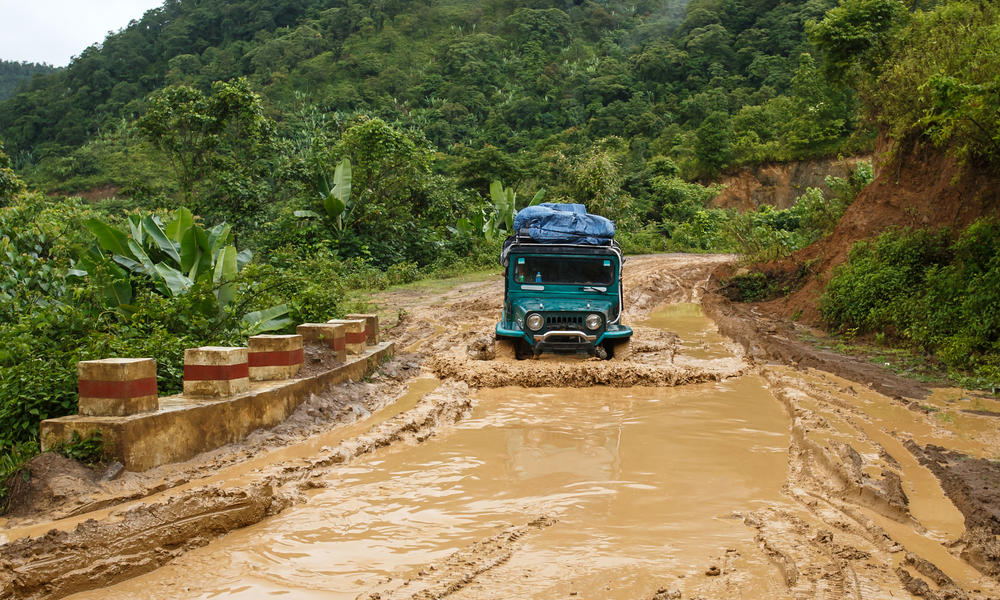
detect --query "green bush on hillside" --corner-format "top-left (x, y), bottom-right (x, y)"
top-left (821, 221), bottom-right (1000, 385)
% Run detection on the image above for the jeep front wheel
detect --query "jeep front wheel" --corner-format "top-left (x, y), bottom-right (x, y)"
top-left (495, 337), bottom-right (517, 361)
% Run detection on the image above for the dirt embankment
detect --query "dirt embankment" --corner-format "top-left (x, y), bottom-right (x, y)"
top-left (712, 155), bottom-right (872, 211)
top-left (746, 137), bottom-right (1000, 325)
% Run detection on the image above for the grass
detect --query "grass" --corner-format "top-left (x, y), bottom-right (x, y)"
top-left (797, 329), bottom-right (954, 385)
top-left (390, 268), bottom-right (499, 292)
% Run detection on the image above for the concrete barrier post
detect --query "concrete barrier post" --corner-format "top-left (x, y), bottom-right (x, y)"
top-left (248, 334), bottom-right (304, 381)
top-left (345, 313), bottom-right (379, 345)
top-left (326, 319), bottom-right (366, 355)
top-left (183, 347), bottom-right (250, 397)
top-left (297, 323), bottom-right (346, 362)
top-left (78, 358), bottom-right (158, 416)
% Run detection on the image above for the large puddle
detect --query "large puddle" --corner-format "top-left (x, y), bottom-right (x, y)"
top-left (69, 375), bottom-right (790, 600)
top-left (639, 302), bottom-right (736, 360)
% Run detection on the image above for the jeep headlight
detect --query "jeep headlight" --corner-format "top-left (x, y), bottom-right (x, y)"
top-left (585, 313), bottom-right (603, 330)
top-left (526, 313), bottom-right (545, 331)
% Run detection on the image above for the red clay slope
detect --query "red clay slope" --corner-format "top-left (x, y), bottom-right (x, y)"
top-left (758, 135), bottom-right (1000, 326)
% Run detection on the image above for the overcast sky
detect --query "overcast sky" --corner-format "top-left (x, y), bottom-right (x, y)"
top-left (0, 0), bottom-right (165, 66)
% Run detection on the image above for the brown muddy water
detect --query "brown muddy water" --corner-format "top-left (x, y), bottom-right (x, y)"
top-left (68, 377), bottom-right (789, 600)
top-left (638, 302), bottom-right (734, 361)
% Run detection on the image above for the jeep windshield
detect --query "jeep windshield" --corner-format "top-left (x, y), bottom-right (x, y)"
top-left (511, 255), bottom-right (615, 285)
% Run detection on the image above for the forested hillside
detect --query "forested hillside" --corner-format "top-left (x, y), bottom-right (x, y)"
top-left (0, 60), bottom-right (58, 102)
top-left (0, 0), bottom-right (866, 181)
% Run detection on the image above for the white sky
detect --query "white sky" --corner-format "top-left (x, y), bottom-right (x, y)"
top-left (0, 0), bottom-right (165, 66)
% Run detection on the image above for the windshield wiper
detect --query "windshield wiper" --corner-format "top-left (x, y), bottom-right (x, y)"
top-left (582, 286), bottom-right (607, 292)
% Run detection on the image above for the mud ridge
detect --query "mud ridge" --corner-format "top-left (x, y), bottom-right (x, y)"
top-left (361, 516), bottom-right (557, 600)
top-left (428, 354), bottom-right (742, 388)
top-left (0, 485), bottom-right (278, 600)
top-left (906, 442), bottom-right (1000, 579)
top-left (702, 288), bottom-right (929, 400)
top-left (0, 383), bottom-right (475, 600)
top-left (764, 369), bottom-right (912, 523)
top-left (298, 382), bottom-right (474, 475)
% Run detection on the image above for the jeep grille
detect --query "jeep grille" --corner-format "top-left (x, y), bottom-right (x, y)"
top-left (542, 313), bottom-right (586, 331)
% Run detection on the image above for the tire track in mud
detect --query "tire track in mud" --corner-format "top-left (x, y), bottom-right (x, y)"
top-left (0, 383), bottom-right (475, 600)
top-left (751, 367), bottom-right (995, 599)
top-left (360, 517), bottom-right (558, 600)
top-left (427, 354), bottom-right (743, 388)
top-left (0, 486), bottom-right (277, 600)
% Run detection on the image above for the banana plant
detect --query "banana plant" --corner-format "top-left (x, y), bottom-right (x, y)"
top-left (481, 180), bottom-right (545, 242)
top-left (80, 208), bottom-right (287, 334)
top-left (295, 158), bottom-right (353, 232)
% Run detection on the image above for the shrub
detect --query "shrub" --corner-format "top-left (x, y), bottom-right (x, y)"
top-left (821, 221), bottom-right (1000, 386)
top-left (821, 227), bottom-right (951, 332)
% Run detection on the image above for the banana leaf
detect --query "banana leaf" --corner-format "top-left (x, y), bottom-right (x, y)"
top-left (333, 158), bottom-right (352, 205)
top-left (213, 245), bottom-right (238, 309)
top-left (127, 239), bottom-right (156, 276)
top-left (128, 215), bottom-right (145, 245)
top-left (85, 219), bottom-right (130, 256)
top-left (240, 304), bottom-right (292, 335)
top-left (165, 206), bottom-right (195, 242)
top-left (180, 226), bottom-right (201, 277)
top-left (154, 263), bottom-right (194, 296)
top-left (194, 227), bottom-right (212, 279)
top-left (208, 223), bottom-right (232, 256)
top-left (142, 215), bottom-right (181, 265)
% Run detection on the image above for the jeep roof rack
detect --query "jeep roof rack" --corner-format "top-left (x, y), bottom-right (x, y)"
top-left (500, 232), bottom-right (623, 267)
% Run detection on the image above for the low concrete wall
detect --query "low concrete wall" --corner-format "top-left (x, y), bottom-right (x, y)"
top-left (40, 342), bottom-right (394, 472)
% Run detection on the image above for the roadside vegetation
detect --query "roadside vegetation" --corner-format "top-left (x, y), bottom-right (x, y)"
top-left (822, 221), bottom-right (1000, 389)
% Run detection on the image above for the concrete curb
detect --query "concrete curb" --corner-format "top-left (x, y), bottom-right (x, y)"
top-left (40, 342), bottom-right (394, 472)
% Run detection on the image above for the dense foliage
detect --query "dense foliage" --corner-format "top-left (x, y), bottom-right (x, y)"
top-left (822, 221), bottom-right (1000, 386)
top-left (0, 189), bottom-right (498, 481)
top-left (0, 0), bottom-right (867, 187)
top-left (0, 60), bottom-right (58, 102)
top-left (811, 0), bottom-right (1000, 168)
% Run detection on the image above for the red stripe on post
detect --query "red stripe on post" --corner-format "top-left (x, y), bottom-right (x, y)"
top-left (333, 337), bottom-right (345, 351)
top-left (79, 377), bottom-right (157, 399)
top-left (248, 348), bottom-right (304, 367)
top-left (183, 363), bottom-right (249, 381)
top-left (346, 331), bottom-right (367, 344)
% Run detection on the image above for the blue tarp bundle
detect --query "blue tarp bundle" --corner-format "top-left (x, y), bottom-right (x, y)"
top-left (512, 203), bottom-right (615, 245)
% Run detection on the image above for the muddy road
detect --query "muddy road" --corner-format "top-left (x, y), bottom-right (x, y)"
top-left (3, 254), bottom-right (1000, 600)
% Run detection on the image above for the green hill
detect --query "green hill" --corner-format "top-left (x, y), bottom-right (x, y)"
top-left (0, 60), bottom-right (58, 102)
top-left (0, 0), bottom-right (865, 180)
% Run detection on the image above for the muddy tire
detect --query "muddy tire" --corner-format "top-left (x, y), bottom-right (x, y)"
top-left (611, 338), bottom-right (632, 360)
top-left (495, 337), bottom-right (517, 361)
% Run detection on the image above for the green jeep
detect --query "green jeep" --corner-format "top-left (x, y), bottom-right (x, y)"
top-left (495, 236), bottom-right (632, 359)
